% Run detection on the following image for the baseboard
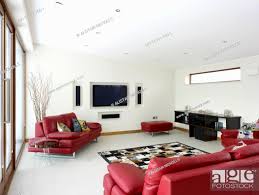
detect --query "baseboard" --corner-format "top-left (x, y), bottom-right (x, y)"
top-left (101, 130), bottom-right (142, 136)
top-left (174, 126), bottom-right (189, 132)
top-left (24, 127), bottom-right (188, 139)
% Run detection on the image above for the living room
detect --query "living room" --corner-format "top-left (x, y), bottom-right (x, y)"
top-left (1, 0), bottom-right (259, 195)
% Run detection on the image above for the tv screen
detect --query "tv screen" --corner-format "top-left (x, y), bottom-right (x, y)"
top-left (92, 84), bottom-right (128, 107)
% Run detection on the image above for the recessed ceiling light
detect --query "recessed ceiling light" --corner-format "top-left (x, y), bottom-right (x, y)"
top-left (56, 1), bottom-right (63, 5)
top-left (124, 52), bottom-right (128, 55)
top-left (115, 9), bottom-right (120, 12)
top-left (96, 32), bottom-right (101, 34)
top-left (222, 40), bottom-right (228, 43)
top-left (184, 52), bottom-right (188, 55)
top-left (84, 44), bottom-right (88, 47)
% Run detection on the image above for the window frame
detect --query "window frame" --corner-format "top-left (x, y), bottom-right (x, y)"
top-left (0, 1), bottom-right (27, 194)
top-left (189, 67), bottom-right (241, 85)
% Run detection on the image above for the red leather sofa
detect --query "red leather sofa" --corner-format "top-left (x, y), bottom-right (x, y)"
top-left (221, 129), bottom-right (259, 147)
top-left (103, 143), bottom-right (259, 195)
top-left (28, 112), bottom-right (102, 155)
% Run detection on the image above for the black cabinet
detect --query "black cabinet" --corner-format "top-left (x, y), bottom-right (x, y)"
top-left (175, 110), bottom-right (241, 142)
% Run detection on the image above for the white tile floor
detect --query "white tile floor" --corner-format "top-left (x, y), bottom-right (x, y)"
top-left (8, 130), bottom-right (223, 195)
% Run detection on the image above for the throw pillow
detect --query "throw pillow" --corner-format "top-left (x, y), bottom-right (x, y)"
top-left (79, 120), bottom-right (90, 132)
top-left (72, 118), bottom-right (82, 132)
top-left (57, 122), bottom-right (71, 132)
top-left (232, 141), bottom-right (247, 151)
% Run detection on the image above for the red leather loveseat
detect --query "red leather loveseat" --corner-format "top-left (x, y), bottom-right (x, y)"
top-left (103, 143), bottom-right (259, 195)
top-left (28, 112), bottom-right (102, 155)
top-left (221, 129), bottom-right (259, 147)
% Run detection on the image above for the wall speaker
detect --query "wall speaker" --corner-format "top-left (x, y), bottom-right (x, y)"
top-left (136, 85), bottom-right (143, 105)
top-left (137, 86), bottom-right (142, 104)
top-left (75, 86), bottom-right (81, 106)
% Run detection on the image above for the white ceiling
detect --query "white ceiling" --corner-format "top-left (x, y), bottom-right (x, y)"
top-left (6, 0), bottom-right (259, 69)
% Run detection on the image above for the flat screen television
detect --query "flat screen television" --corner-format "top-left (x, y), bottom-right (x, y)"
top-left (92, 84), bottom-right (128, 107)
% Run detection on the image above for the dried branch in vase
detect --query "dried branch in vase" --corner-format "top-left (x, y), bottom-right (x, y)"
top-left (28, 73), bottom-right (52, 122)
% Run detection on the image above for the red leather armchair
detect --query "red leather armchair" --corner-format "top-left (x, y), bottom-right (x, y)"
top-left (221, 129), bottom-right (259, 147)
top-left (28, 112), bottom-right (102, 155)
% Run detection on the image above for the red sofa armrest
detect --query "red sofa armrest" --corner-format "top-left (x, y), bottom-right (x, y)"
top-left (47, 132), bottom-right (80, 140)
top-left (108, 163), bottom-right (145, 194)
top-left (221, 129), bottom-right (239, 139)
top-left (29, 137), bottom-right (59, 148)
top-left (87, 122), bottom-right (101, 130)
top-left (35, 122), bottom-right (45, 137)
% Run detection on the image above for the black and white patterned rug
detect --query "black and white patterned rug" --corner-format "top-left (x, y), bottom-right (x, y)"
top-left (98, 142), bottom-right (208, 169)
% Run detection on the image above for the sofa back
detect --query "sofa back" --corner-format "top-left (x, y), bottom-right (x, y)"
top-left (154, 143), bottom-right (259, 195)
top-left (143, 151), bottom-right (232, 195)
top-left (156, 154), bottom-right (259, 195)
top-left (41, 112), bottom-right (77, 135)
top-left (35, 122), bottom-right (45, 137)
top-left (254, 131), bottom-right (259, 139)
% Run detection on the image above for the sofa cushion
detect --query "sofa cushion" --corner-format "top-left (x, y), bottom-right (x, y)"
top-left (108, 163), bottom-right (145, 195)
top-left (145, 151), bottom-right (232, 185)
top-left (43, 115), bottom-right (64, 134)
top-left (103, 174), bottom-right (116, 195)
top-left (60, 112), bottom-right (77, 130)
top-left (59, 132), bottom-right (90, 148)
top-left (72, 118), bottom-right (82, 132)
top-left (111, 186), bottom-right (128, 195)
top-left (229, 143), bottom-right (259, 160)
top-left (47, 132), bottom-right (80, 140)
top-left (57, 122), bottom-right (71, 132)
top-left (79, 120), bottom-right (90, 132)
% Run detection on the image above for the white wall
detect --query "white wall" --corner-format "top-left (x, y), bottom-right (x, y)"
top-left (174, 55), bottom-right (259, 129)
top-left (26, 45), bottom-right (174, 138)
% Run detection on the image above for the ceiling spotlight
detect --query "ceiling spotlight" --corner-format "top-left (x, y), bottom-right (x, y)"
top-left (56, 1), bottom-right (63, 5)
top-left (222, 40), bottom-right (228, 43)
top-left (96, 32), bottom-right (101, 34)
top-left (115, 9), bottom-right (120, 12)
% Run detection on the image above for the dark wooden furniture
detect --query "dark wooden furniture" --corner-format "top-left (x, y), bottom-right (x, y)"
top-left (175, 110), bottom-right (241, 141)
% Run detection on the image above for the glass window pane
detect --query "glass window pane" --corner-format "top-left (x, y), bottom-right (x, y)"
top-left (15, 38), bottom-right (24, 159)
top-left (5, 25), bottom-right (12, 169)
top-left (190, 68), bottom-right (241, 84)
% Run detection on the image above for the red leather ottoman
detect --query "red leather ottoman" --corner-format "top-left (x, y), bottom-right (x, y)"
top-left (141, 121), bottom-right (173, 136)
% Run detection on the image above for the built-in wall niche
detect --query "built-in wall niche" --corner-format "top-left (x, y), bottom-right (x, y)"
top-left (98, 112), bottom-right (121, 120)
top-left (135, 83), bottom-right (143, 106)
top-left (90, 82), bottom-right (129, 108)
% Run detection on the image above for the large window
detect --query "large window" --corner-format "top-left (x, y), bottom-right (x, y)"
top-left (190, 68), bottom-right (241, 84)
top-left (15, 38), bottom-right (25, 160)
top-left (0, 2), bottom-right (26, 194)
top-left (5, 24), bottom-right (12, 170)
